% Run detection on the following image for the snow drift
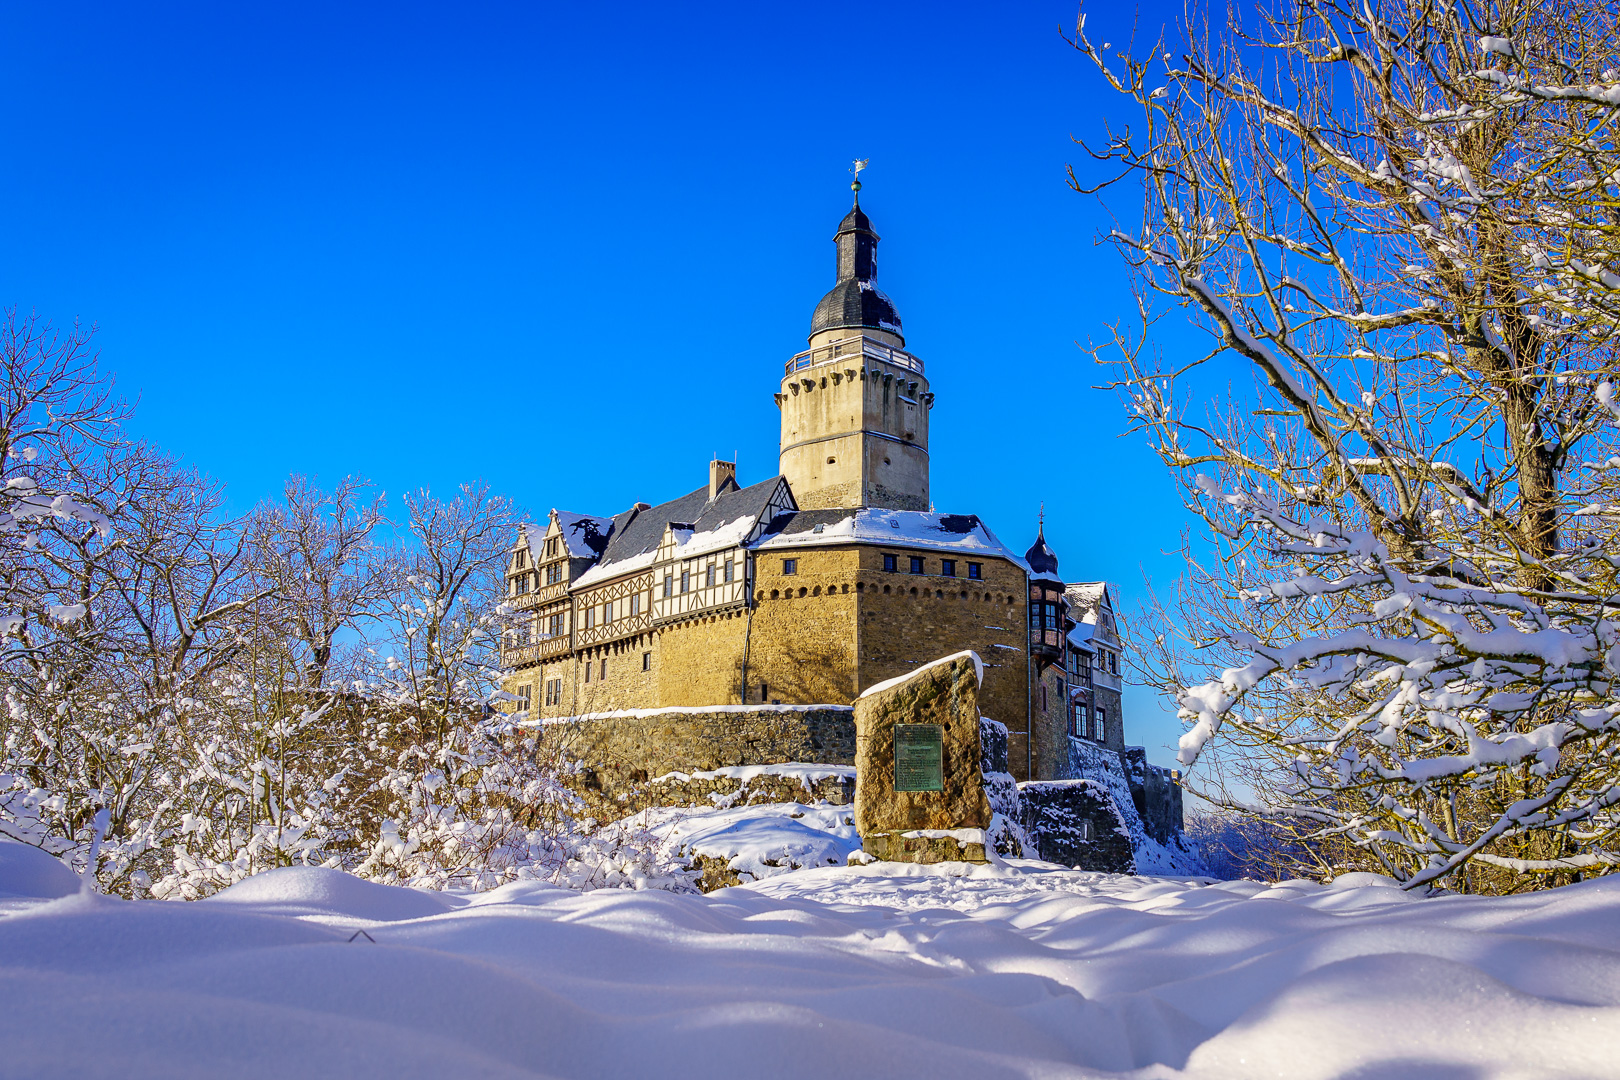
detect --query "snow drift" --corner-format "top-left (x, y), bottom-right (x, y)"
top-left (3, 840), bottom-right (1618, 1079)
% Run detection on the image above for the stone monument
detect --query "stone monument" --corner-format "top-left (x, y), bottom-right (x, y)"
top-left (853, 650), bottom-right (993, 863)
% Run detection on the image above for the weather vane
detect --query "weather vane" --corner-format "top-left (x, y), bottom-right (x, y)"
top-left (850, 158), bottom-right (869, 198)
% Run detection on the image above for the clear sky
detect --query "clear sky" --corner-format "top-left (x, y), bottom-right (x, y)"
top-left (2, 0), bottom-right (1206, 767)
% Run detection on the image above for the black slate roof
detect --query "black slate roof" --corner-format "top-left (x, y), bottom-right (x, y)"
top-left (809, 198), bottom-right (903, 343)
top-left (592, 474), bottom-right (786, 571)
top-left (811, 279), bottom-right (903, 341)
top-left (1025, 528), bottom-right (1061, 576)
top-left (757, 508), bottom-right (853, 538)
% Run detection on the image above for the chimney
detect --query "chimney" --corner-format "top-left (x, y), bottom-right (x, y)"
top-left (709, 459), bottom-right (737, 500)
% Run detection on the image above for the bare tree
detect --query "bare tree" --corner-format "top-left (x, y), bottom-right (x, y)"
top-left (1073, 0), bottom-right (1620, 889)
top-left (250, 475), bottom-right (398, 689)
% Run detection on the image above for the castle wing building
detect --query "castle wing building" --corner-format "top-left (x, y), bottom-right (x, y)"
top-left (499, 187), bottom-right (1151, 785)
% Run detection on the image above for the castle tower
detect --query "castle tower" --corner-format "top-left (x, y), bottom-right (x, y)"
top-left (776, 182), bottom-right (932, 511)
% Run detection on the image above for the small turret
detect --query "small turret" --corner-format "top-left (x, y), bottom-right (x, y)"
top-left (1026, 521), bottom-right (1066, 663)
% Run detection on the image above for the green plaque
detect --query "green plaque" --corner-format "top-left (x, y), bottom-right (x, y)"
top-left (894, 724), bottom-right (944, 792)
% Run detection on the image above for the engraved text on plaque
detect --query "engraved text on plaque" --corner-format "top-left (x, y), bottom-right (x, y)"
top-left (893, 724), bottom-right (944, 792)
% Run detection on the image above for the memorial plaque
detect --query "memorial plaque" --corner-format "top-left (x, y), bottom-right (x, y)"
top-left (893, 724), bottom-right (944, 792)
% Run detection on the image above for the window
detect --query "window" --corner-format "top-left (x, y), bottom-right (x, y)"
top-left (546, 564), bottom-right (563, 586)
top-left (545, 538), bottom-right (558, 558)
top-left (783, 559), bottom-right (798, 576)
top-left (602, 600), bottom-right (613, 625)
top-left (759, 681), bottom-right (768, 702)
top-left (1111, 651), bottom-right (1119, 675)
top-left (967, 562), bottom-right (982, 580)
top-left (515, 574), bottom-right (530, 595)
top-left (544, 678), bottom-right (562, 707)
top-left (1094, 708), bottom-right (1107, 741)
top-left (883, 553), bottom-right (898, 572)
top-left (583, 605), bottom-right (595, 629)
top-left (514, 550), bottom-right (527, 570)
top-left (547, 613), bottom-right (564, 637)
top-left (909, 556), bottom-right (924, 575)
top-left (583, 661), bottom-right (591, 683)
top-left (517, 684), bottom-right (532, 713)
top-left (629, 593), bottom-right (640, 616)
top-left (663, 574), bottom-right (673, 598)
top-left (680, 570), bottom-right (690, 593)
top-left (1040, 683), bottom-right (1048, 710)
top-left (600, 659), bottom-right (607, 681)
top-left (642, 652), bottom-right (651, 671)
top-left (706, 564), bottom-right (715, 588)
top-left (724, 560), bottom-right (734, 583)
top-left (941, 559), bottom-right (956, 578)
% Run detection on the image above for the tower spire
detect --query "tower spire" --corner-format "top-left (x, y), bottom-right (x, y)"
top-left (809, 162), bottom-right (902, 344)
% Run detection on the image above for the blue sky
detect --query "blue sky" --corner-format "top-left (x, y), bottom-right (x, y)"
top-left (2, 0), bottom-right (1207, 766)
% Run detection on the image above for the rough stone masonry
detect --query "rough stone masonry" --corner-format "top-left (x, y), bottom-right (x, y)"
top-left (853, 650), bottom-right (992, 863)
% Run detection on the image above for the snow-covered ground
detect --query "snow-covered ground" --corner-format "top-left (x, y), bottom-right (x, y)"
top-left (3, 841), bottom-right (1619, 1079)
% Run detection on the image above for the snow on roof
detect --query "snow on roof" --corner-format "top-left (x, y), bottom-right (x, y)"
top-left (755, 508), bottom-right (1031, 569)
top-left (520, 522), bottom-right (547, 552)
top-left (571, 477), bottom-right (785, 590)
top-left (1066, 581), bottom-right (1110, 623)
top-left (555, 511), bottom-right (614, 559)
top-left (1066, 624), bottom-right (1096, 650)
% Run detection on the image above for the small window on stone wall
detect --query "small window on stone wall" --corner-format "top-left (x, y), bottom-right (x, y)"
top-left (883, 553), bottom-right (898, 572)
top-left (642, 652), bottom-right (651, 671)
top-left (783, 558), bottom-right (797, 576)
top-left (968, 562), bottom-right (982, 580)
top-left (941, 559), bottom-right (956, 577)
top-left (909, 556), bottom-right (924, 575)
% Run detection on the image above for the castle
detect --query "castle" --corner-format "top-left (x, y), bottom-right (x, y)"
top-left (499, 183), bottom-right (1171, 811)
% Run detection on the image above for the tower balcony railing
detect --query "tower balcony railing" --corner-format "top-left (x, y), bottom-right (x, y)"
top-left (785, 334), bottom-right (923, 377)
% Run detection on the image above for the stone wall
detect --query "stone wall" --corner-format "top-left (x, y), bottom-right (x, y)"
top-left (1018, 780), bottom-right (1135, 874)
top-left (748, 548), bottom-right (863, 705)
top-left (634, 764), bottom-right (855, 816)
top-left (656, 610), bottom-right (752, 707)
top-left (852, 548), bottom-right (1031, 776)
top-left (542, 705), bottom-right (855, 816)
top-left (1123, 747), bottom-right (1185, 846)
top-left (1030, 662), bottom-right (1069, 782)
